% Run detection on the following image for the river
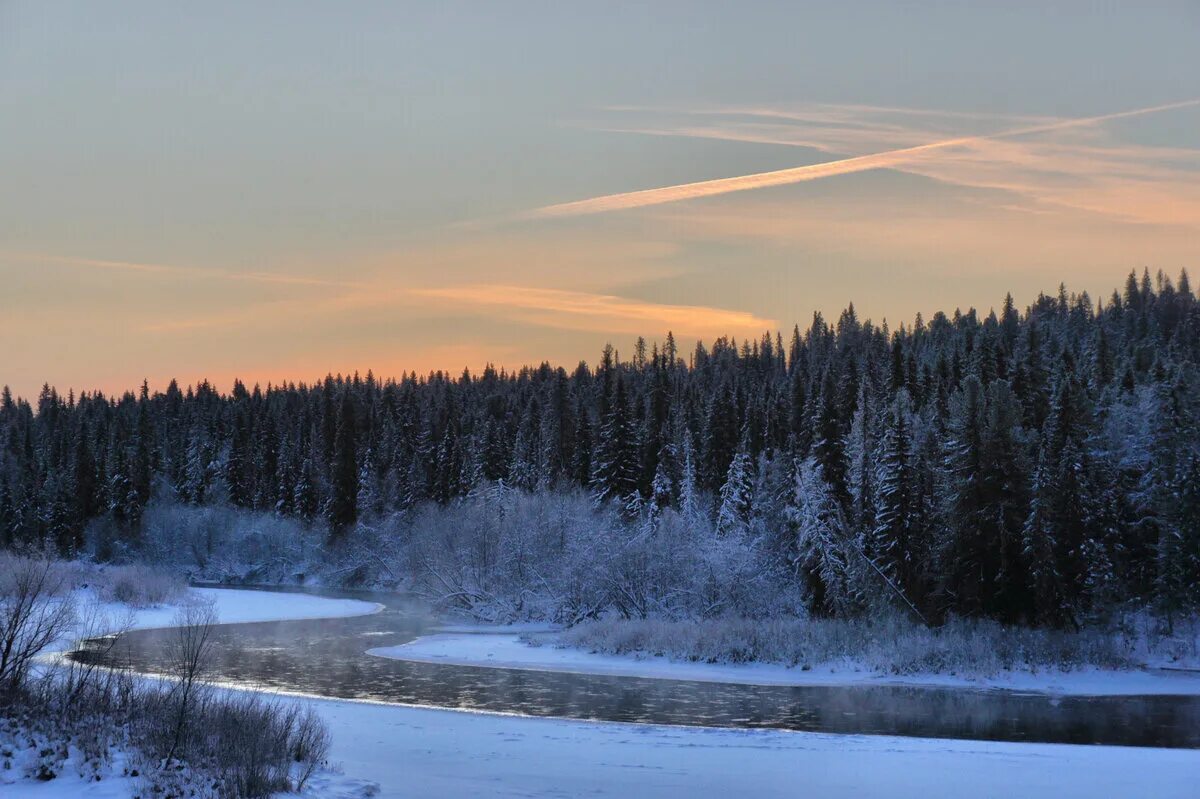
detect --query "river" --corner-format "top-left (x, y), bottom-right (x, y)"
top-left (70, 586), bottom-right (1200, 749)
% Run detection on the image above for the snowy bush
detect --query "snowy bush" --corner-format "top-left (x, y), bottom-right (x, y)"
top-left (0, 552), bottom-right (74, 600)
top-left (2, 673), bottom-right (334, 799)
top-left (401, 488), bottom-right (802, 624)
top-left (134, 687), bottom-right (329, 798)
top-left (559, 612), bottom-right (1141, 677)
top-left (96, 563), bottom-right (185, 608)
top-left (1, 553), bottom-right (184, 611)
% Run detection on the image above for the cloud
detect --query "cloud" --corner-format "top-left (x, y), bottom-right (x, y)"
top-left (528, 99), bottom-right (1200, 220)
top-left (129, 279), bottom-right (775, 341)
top-left (646, 191), bottom-right (1200, 287)
top-left (7, 252), bottom-right (361, 288)
top-left (411, 284), bottom-right (776, 337)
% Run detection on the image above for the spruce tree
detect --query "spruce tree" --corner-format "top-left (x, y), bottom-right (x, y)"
top-left (873, 389), bottom-right (915, 597)
top-left (716, 433), bottom-right (753, 535)
top-left (327, 391), bottom-right (359, 540)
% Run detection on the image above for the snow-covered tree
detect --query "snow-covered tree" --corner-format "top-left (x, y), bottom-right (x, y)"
top-left (716, 435), bottom-right (753, 535)
top-left (789, 458), bottom-right (860, 616)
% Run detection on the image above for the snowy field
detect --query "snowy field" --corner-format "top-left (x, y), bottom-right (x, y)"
top-left (371, 631), bottom-right (1200, 697)
top-left (10, 588), bottom-right (1199, 798)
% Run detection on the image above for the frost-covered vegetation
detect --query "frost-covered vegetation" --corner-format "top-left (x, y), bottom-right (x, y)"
top-left (3, 270), bottom-right (1200, 657)
top-left (0, 551), bottom-right (185, 610)
top-left (2, 667), bottom-right (331, 798)
top-left (93, 562), bottom-right (186, 608)
top-left (0, 556), bottom-right (332, 798)
top-left (555, 613), bottom-right (1200, 677)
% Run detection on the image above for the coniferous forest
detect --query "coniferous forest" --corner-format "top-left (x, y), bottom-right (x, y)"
top-left (3, 270), bottom-right (1200, 630)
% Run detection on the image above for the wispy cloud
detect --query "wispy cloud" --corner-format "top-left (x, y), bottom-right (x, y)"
top-left (412, 284), bottom-right (775, 336)
top-left (128, 278), bottom-right (775, 340)
top-left (528, 99), bottom-right (1200, 220)
top-left (7, 252), bottom-right (361, 288)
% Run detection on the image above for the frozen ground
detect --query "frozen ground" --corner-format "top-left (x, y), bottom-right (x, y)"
top-left (372, 632), bottom-right (1200, 696)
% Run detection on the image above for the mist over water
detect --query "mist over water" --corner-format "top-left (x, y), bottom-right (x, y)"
top-left (70, 587), bottom-right (1200, 749)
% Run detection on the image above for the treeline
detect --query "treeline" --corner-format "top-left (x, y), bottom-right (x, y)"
top-left (2, 269), bottom-right (1199, 627)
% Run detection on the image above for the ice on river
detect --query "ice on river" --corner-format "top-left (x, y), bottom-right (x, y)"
top-left (372, 631), bottom-right (1200, 696)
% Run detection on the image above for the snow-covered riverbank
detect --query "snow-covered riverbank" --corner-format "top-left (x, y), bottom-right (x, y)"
top-left (371, 632), bottom-right (1200, 696)
top-left (4, 585), bottom-right (379, 796)
top-left (117, 587), bottom-right (381, 632)
top-left (13, 587), bottom-right (1199, 798)
top-left (306, 697), bottom-right (1200, 799)
top-left (38, 586), bottom-right (381, 660)
top-left (7, 586), bottom-right (383, 799)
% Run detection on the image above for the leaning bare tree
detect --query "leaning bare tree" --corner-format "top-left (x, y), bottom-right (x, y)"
top-left (0, 557), bottom-right (76, 699)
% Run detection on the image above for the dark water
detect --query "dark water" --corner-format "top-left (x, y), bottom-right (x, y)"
top-left (71, 586), bottom-right (1200, 749)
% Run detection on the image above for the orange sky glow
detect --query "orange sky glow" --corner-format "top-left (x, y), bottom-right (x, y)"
top-left (3, 3), bottom-right (1198, 400)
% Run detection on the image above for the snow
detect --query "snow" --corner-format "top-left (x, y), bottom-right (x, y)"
top-left (1, 766), bottom-right (136, 799)
top-left (0, 748), bottom-right (139, 799)
top-left (306, 697), bottom-right (1200, 799)
top-left (371, 632), bottom-right (1200, 696)
top-left (13, 588), bottom-right (1199, 798)
top-left (118, 587), bottom-right (382, 632)
top-left (41, 587), bottom-right (381, 658)
top-left (6, 589), bottom-right (384, 797)
top-left (11, 698), bottom-right (1199, 799)
top-left (433, 622), bottom-right (561, 634)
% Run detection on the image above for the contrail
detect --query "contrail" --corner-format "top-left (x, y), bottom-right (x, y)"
top-left (528, 98), bottom-right (1200, 219)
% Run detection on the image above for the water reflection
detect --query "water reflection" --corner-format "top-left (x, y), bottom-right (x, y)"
top-left (72, 587), bottom-right (1200, 749)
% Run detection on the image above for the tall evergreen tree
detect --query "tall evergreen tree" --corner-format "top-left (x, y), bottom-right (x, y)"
top-left (326, 391), bottom-right (359, 540)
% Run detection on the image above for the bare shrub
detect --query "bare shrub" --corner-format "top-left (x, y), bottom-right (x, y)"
top-left (291, 705), bottom-right (331, 791)
top-left (0, 590), bottom-right (138, 786)
top-left (0, 553), bottom-right (334, 797)
top-left (207, 693), bottom-right (296, 797)
top-left (52, 602), bottom-right (135, 718)
top-left (5, 663), bottom-right (332, 798)
top-left (163, 601), bottom-right (217, 765)
top-left (118, 599), bottom-right (333, 798)
top-left (129, 686), bottom-right (332, 798)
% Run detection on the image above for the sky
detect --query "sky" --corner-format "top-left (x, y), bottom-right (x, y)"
top-left (2, 2), bottom-right (1199, 400)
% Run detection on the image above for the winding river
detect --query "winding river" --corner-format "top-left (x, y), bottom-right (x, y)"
top-left (72, 586), bottom-right (1200, 749)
